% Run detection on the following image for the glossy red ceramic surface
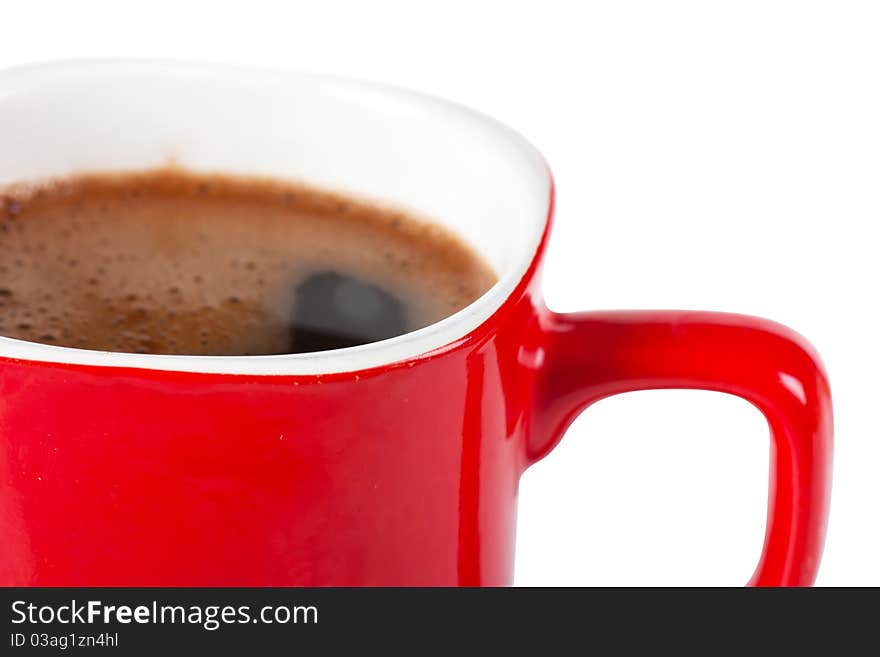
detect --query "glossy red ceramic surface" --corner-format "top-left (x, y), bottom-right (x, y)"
top-left (530, 310), bottom-right (833, 586)
top-left (0, 189), bottom-right (832, 587)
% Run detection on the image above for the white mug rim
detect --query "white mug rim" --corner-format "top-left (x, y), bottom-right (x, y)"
top-left (0, 59), bottom-right (552, 375)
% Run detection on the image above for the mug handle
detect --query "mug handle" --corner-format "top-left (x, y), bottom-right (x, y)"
top-left (529, 310), bottom-right (833, 586)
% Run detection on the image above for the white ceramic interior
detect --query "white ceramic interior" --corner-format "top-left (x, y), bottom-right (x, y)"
top-left (0, 60), bottom-right (551, 374)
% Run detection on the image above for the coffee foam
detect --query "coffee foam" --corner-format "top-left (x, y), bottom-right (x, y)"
top-left (0, 169), bottom-right (497, 355)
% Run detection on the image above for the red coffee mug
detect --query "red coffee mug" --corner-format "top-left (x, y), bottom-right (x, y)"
top-left (0, 61), bottom-right (832, 586)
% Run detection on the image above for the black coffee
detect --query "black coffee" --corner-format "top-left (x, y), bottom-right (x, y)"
top-left (0, 169), bottom-right (497, 355)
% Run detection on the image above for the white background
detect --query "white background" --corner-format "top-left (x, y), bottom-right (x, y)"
top-left (1, 1), bottom-right (877, 585)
